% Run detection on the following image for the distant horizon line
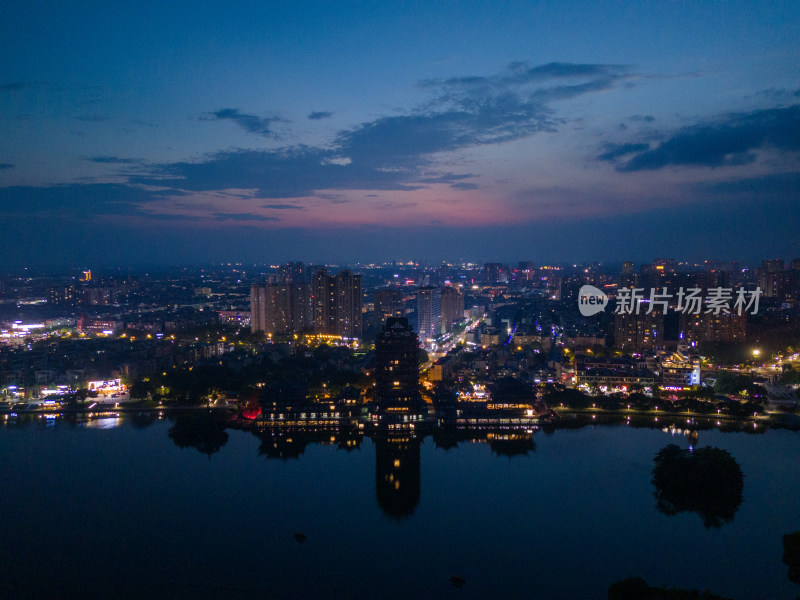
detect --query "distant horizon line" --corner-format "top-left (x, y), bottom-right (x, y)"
top-left (3, 256), bottom-right (799, 276)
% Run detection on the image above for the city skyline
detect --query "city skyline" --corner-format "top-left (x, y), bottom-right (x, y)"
top-left (1, 1), bottom-right (799, 266)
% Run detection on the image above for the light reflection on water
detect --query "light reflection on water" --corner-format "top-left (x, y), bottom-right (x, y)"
top-left (81, 416), bottom-right (123, 429)
top-left (0, 413), bottom-right (798, 600)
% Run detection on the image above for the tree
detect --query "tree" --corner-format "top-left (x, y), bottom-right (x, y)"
top-left (609, 576), bottom-right (733, 600)
top-left (652, 444), bottom-right (744, 528)
top-left (129, 378), bottom-right (152, 400)
top-left (783, 530), bottom-right (800, 584)
top-left (545, 386), bottom-right (592, 409)
top-left (628, 392), bottom-right (652, 410)
top-left (714, 371), bottom-right (756, 396)
top-left (167, 412), bottom-right (229, 456)
top-left (781, 368), bottom-right (800, 386)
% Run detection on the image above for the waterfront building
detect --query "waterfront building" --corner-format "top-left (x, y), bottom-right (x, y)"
top-left (660, 345), bottom-right (701, 389)
top-left (371, 317), bottom-right (427, 423)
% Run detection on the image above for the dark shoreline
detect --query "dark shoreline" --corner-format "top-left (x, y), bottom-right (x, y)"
top-left (3, 403), bottom-right (799, 432)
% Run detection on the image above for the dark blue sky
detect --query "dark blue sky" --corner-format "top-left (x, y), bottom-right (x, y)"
top-left (1, 1), bottom-right (798, 266)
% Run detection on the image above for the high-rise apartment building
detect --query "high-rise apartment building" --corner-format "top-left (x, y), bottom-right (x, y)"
top-left (440, 285), bottom-right (464, 333)
top-left (640, 259), bottom-right (678, 292)
top-left (614, 310), bottom-right (664, 351)
top-left (265, 283), bottom-right (292, 334)
top-left (312, 269), bottom-right (362, 338)
top-left (276, 261), bottom-right (307, 283)
top-left (758, 259), bottom-right (800, 303)
top-left (417, 287), bottom-right (442, 342)
top-left (288, 282), bottom-right (314, 332)
top-left (483, 263), bottom-right (508, 284)
top-left (250, 284), bottom-right (267, 334)
top-left (622, 261), bottom-right (634, 276)
top-left (374, 288), bottom-right (405, 326)
top-left (312, 269), bottom-right (336, 334)
top-left (250, 282), bottom-right (313, 335)
top-left (679, 312), bottom-right (746, 344)
top-left (335, 270), bottom-right (362, 338)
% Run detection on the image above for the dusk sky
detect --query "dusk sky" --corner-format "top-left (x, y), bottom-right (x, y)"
top-left (1, 1), bottom-right (798, 267)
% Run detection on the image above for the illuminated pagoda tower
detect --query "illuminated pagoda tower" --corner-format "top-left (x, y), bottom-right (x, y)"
top-left (370, 317), bottom-right (428, 425)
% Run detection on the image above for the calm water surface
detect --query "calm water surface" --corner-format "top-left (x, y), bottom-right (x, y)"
top-left (1, 414), bottom-right (798, 599)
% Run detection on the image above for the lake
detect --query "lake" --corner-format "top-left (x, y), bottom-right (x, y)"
top-left (1, 412), bottom-right (798, 599)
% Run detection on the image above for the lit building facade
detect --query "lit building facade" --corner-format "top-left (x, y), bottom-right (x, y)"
top-left (253, 273), bottom-right (353, 337)
top-left (335, 270), bottom-right (362, 338)
top-left (614, 309), bottom-right (664, 351)
top-left (313, 269), bottom-right (362, 338)
top-left (312, 269), bottom-right (336, 335)
top-left (417, 287), bottom-right (442, 343)
top-left (250, 284), bottom-right (267, 334)
top-left (679, 311), bottom-right (746, 344)
top-left (374, 288), bottom-right (405, 325)
top-left (372, 317), bottom-right (427, 423)
top-left (441, 285), bottom-right (464, 333)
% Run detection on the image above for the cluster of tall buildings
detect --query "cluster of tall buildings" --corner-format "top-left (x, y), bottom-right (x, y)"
top-left (613, 258), bottom-right (753, 351)
top-left (679, 311), bottom-right (746, 344)
top-left (371, 285), bottom-right (465, 344)
top-left (251, 268), bottom-right (362, 338)
top-left (47, 279), bottom-right (138, 306)
top-left (614, 310), bottom-right (664, 351)
top-left (758, 259), bottom-right (800, 303)
top-left (613, 297), bottom-right (747, 352)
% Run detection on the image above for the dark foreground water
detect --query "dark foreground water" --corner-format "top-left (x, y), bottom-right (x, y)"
top-left (1, 413), bottom-right (798, 600)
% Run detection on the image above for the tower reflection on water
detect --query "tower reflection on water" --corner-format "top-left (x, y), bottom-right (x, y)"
top-left (248, 425), bottom-right (535, 519)
top-left (249, 427), bottom-right (428, 519)
top-left (375, 433), bottom-right (422, 519)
